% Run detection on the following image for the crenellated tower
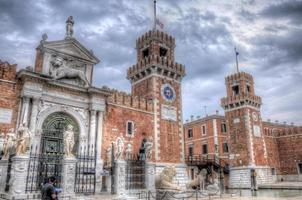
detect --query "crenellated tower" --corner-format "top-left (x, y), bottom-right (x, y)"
top-left (127, 30), bottom-right (186, 164)
top-left (221, 71), bottom-right (272, 188)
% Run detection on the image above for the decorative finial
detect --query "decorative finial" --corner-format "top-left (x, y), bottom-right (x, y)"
top-left (153, 0), bottom-right (157, 30)
top-left (66, 16), bottom-right (74, 39)
top-left (234, 47), bottom-right (239, 73)
top-left (42, 33), bottom-right (48, 41)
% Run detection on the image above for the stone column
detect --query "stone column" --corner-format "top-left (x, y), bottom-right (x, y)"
top-left (29, 98), bottom-right (40, 150)
top-left (8, 155), bottom-right (30, 199)
top-left (95, 111), bottom-right (104, 193)
top-left (20, 97), bottom-right (30, 126)
top-left (145, 162), bottom-right (156, 191)
top-left (89, 110), bottom-right (96, 153)
top-left (61, 157), bottom-right (77, 198)
top-left (0, 159), bottom-right (9, 193)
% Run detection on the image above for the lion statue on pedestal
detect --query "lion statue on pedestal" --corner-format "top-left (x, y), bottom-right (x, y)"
top-left (155, 166), bottom-right (182, 191)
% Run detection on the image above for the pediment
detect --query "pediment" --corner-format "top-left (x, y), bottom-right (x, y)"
top-left (42, 38), bottom-right (99, 64)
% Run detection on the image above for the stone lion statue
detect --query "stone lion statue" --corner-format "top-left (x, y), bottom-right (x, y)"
top-left (186, 168), bottom-right (207, 190)
top-left (155, 166), bottom-right (182, 191)
top-left (50, 56), bottom-right (89, 87)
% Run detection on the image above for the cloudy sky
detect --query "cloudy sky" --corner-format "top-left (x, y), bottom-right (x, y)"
top-left (1, 0), bottom-right (301, 125)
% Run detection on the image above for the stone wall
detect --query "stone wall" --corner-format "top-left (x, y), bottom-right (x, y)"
top-left (0, 60), bottom-right (20, 134)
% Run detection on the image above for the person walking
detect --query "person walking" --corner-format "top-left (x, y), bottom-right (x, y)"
top-left (42, 176), bottom-right (58, 200)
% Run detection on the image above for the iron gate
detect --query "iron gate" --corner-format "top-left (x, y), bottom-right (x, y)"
top-left (125, 154), bottom-right (146, 190)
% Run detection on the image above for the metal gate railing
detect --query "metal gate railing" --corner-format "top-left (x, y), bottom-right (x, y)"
top-left (125, 154), bottom-right (146, 190)
top-left (75, 145), bottom-right (96, 194)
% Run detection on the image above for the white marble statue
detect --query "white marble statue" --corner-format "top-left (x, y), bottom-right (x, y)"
top-left (115, 137), bottom-right (124, 160)
top-left (186, 169), bottom-right (207, 190)
top-left (15, 123), bottom-right (31, 156)
top-left (155, 166), bottom-right (182, 191)
top-left (66, 16), bottom-right (74, 38)
top-left (106, 147), bottom-right (112, 166)
top-left (0, 132), bottom-right (5, 153)
top-left (125, 143), bottom-right (133, 160)
top-left (144, 136), bottom-right (153, 160)
top-left (3, 129), bottom-right (16, 159)
top-left (50, 56), bottom-right (90, 87)
top-left (64, 124), bottom-right (75, 157)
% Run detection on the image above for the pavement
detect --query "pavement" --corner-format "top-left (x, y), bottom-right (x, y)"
top-left (259, 182), bottom-right (302, 190)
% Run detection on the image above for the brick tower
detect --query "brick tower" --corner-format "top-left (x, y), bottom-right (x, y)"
top-left (221, 72), bottom-right (273, 188)
top-left (127, 30), bottom-right (186, 165)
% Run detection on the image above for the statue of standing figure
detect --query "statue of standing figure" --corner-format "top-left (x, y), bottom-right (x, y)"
top-left (2, 128), bottom-right (16, 159)
top-left (144, 136), bottom-right (153, 160)
top-left (66, 16), bottom-right (74, 38)
top-left (15, 123), bottom-right (31, 156)
top-left (115, 137), bottom-right (124, 160)
top-left (64, 124), bottom-right (75, 157)
top-left (125, 143), bottom-right (133, 160)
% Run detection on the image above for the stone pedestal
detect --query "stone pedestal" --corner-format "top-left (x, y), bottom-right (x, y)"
top-left (145, 162), bottom-right (156, 191)
top-left (156, 189), bottom-right (185, 200)
top-left (61, 157), bottom-right (77, 198)
top-left (8, 155), bottom-right (30, 199)
top-left (95, 159), bottom-right (104, 193)
top-left (114, 160), bottom-right (126, 196)
top-left (0, 159), bottom-right (9, 193)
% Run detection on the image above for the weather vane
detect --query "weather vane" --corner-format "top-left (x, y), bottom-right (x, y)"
top-left (234, 47), bottom-right (239, 73)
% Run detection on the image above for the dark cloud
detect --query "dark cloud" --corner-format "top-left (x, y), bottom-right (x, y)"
top-left (260, 0), bottom-right (302, 24)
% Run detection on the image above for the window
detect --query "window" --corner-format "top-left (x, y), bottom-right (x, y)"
top-left (223, 143), bottom-right (229, 153)
top-left (201, 125), bottom-right (206, 135)
top-left (143, 48), bottom-right (149, 58)
top-left (202, 144), bottom-right (208, 154)
top-left (232, 85), bottom-right (239, 95)
top-left (221, 123), bottom-right (227, 133)
top-left (126, 121), bottom-right (134, 136)
top-left (271, 168), bottom-right (276, 175)
top-left (160, 47), bottom-right (167, 57)
top-left (247, 85), bottom-right (251, 93)
top-left (188, 145), bottom-right (194, 157)
top-left (188, 129), bottom-right (193, 138)
top-left (298, 163), bottom-right (302, 174)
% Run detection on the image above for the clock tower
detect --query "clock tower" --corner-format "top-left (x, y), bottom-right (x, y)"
top-left (127, 30), bottom-right (186, 164)
top-left (221, 71), bottom-right (273, 188)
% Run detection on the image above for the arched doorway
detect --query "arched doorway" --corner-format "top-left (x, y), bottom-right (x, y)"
top-left (39, 112), bottom-right (79, 187)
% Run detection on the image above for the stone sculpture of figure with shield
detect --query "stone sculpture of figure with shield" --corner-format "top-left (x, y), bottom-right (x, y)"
top-left (15, 123), bottom-right (31, 156)
top-left (64, 124), bottom-right (75, 157)
top-left (115, 137), bottom-right (124, 160)
top-left (2, 128), bottom-right (16, 159)
top-left (144, 136), bottom-right (153, 160)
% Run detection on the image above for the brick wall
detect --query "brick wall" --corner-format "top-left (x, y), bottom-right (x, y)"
top-left (0, 60), bottom-right (20, 134)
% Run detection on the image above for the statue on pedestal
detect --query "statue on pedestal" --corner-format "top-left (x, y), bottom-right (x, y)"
top-left (3, 128), bottom-right (16, 159)
top-left (144, 136), bottom-right (153, 160)
top-left (106, 147), bottom-right (112, 166)
top-left (64, 124), bottom-right (75, 157)
top-left (115, 137), bottom-right (124, 160)
top-left (155, 166), bottom-right (182, 191)
top-left (186, 168), bottom-right (207, 190)
top-left (125, 143), bottom-right (132, 160)
top-left (65, 16), bottom-right (74, 38)
top-left (15, 123), bottom-right (31, 156)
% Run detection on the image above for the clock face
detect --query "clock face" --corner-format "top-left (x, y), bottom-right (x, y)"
top-left (252, 112), bottom-right (258, 121)
top-left (161, 84), bottom-right (176, 102)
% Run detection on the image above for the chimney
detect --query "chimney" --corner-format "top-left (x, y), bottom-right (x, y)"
top-left (216, 110), bottom-right (219, 115)
top-left (190, 115), bottom-right (194, 122)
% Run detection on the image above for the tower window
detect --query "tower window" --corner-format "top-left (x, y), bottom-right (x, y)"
top-left (223, 143), bottom-right (229, 153)
top-left (298, 163), bottom-right (302, 174)
top-left (160, 47), bottom-right (167, 57)
top-left (201, 125), bottom-right (206, 135)
top-left (126, 121), bottom-right (134, 136)
top-left (221, 123), bottom-right (227, 133)
top-left (143, 48), bottom-right (149, 58)
top-left (232, 85), bottom-right (239, 95)
top-left (188, 144), bottom-right (194, 157)
top-left (247, 85), bottom-right (251, 93)
top-left (188, 129), bottom-right (193, 138)
top-left (202, 144), bottom-right (208, 154)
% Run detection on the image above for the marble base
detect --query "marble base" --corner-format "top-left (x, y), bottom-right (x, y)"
top-left (61, 157), bottom-right (77, 198)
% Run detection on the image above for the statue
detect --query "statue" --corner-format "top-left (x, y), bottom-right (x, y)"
top-left (106, 147), bottom-right (112, 166)
top-left (206, 171), bottom-right (220, 194)
top-left (144, 136), bottom-right (153, 160)
top-left (155, 166), bottom-right (182, 191)
top-left (64, 124), bottom-right (75, 157)
top-left (2, 129), bottom-right (16, 159)
top-left (66, 16), bottom-right (74, 38)
top-left (50, 56), bottom-right (90, 87)
top-left (15, 124), bottom-right (31, 156)
top-left (125, 143), bottom-right (133, 160)
top-left (186, 169), bottom-right (207, 190)
top-left (115, 137), bottom-right (124, 160)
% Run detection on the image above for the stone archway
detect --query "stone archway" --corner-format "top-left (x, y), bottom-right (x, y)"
top-left (38, 112), bottom-right (79, 187)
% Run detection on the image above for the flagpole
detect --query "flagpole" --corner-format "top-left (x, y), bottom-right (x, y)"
top-left (234, 47), bottom-right (239, 73)
top-left (154, 0), bottom-right (157, 30)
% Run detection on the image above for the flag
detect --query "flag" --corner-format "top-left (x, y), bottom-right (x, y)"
top-left (156, 18), bottom-right (164, 29)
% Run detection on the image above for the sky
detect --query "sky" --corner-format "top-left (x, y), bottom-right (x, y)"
top-left (0, 0), bottom-right (302, 125)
